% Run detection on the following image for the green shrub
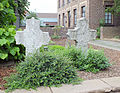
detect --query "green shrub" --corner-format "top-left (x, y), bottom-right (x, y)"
top-left (114, 36), bottom-right (120, 39)
top-left (48, 45), bottom-right (65, 51)
top-left (85, 49), bottom-right (111, 73)
top-left (4, 51), bottom-right (81, 92)
top-left (63, 47), bottom-right (85, 69)
top-left (62, 47), bottom-right (110, 73)
top-left (0, 26), bottom-right (25, 61)
top-left (96, 27), bottom-right (100, 38)
top-left (51, 35), bottom-right (61, 39)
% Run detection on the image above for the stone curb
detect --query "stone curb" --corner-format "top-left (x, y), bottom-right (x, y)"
top-left (88, 42), bottom-right (120, 51)
top-left (1, 77), bottom-right (120, 93)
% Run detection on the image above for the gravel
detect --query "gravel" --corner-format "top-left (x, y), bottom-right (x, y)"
top-left (78, 64), bottom-right (120, 80)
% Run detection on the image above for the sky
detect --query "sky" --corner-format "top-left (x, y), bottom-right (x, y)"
top-left (28, 0), bottom-right (57, 13)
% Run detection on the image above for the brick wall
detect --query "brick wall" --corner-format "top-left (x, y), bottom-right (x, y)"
top-left (100, 26), bottom-right (120, 39)
top-left (20, 26), bottom-right (68, 38)
top-left (89, 0), bottom-right (105, 29)
top-left (57, 0), bottom-right (88, 28)
top-left (58, 0), bottom-right (120, 30)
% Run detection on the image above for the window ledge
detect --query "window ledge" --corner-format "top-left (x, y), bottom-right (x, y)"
top-left (104, 24), bottom-right (114, 27)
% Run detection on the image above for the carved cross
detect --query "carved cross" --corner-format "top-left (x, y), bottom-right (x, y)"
top-left (15, 17), bottom-right (51, 55)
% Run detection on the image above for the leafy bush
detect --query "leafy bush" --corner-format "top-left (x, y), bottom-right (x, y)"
top-left (45, 46), bottom-right (110, 73)
top-left (114, 36), bottom-right (120, 39)
top-left (85, 49), bottom-right (111, 73)
top-left (96, 27), bottom-right (100, 38)
top-left (51, 35), bottom-right (61, 39)
top-left (62, 47), bottom-right (110, 73)
top-left (63, 47), bottom-right (85, 69)
top-left (0, 26), bottom-right (25, 61)
top-left (4, 51), bottom-right (81, 92)
top-left (48, 45), bottom-right (65, 51)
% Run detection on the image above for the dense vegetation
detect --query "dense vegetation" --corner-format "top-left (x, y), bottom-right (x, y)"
top-left (107, 0), bottom-right (120, 15)
top-left (4, 50), bottom-right (81, 92)
top-left (0, 0), bottom-right (29, 61)
top-left (4, 45), bottom-right (110, 92)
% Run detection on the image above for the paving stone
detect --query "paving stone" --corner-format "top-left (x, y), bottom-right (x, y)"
top-left (51, 79), bottom-right (112, 93)
top-left (101, 77), bottom-right (120, 91)
top-left (10, 87), bottom-right (51, 93)
top-left (0, 90), bottom-right (5, 93)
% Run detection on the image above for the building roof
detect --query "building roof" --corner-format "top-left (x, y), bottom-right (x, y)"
top-left (37, 13), bottom-right (57, 18)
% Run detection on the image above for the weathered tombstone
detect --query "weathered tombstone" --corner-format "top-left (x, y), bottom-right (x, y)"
top-left (15, 17), bottom-right (51, 55)
top-left (67, 18), bottom-right (96, 52)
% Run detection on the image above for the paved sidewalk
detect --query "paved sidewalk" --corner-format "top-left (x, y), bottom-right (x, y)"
top-left (89, 40), bottom-right (120, 51)
top-left (1, 77), bottom-right (120, 93)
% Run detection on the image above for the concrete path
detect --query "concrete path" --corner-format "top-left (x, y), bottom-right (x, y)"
top-left (89, 40), bottom-right (120, 51)
top-left (1, 77), bottom-right (120, 93)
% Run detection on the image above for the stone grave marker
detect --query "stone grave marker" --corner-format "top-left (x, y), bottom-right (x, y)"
top-left (15, 17), bottom-right (51, 55)
top-left (67, 18), bottom-right (96, 52)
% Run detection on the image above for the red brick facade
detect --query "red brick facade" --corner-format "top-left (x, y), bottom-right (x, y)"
top-left (57, 0), bottom-right (120, 30)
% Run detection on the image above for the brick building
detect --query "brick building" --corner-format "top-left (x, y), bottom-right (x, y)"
top-left (37, 13), bottom-right (58, 26)
top-left (57, 0), bottom-right (120, 39)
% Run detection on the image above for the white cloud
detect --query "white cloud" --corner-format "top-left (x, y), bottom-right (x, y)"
top-left (28, 0), bottom-right (57, 13)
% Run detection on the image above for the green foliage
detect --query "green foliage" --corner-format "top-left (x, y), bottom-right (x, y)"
top-left (0, 0), bottom-right (26, 61)
top-left (52, 26), bottom-right (62, 38)
top-left (51, 35), bottom-right (61, 39)
top-left (26, 12), bottom-right (38, 19)
top-left (0, 26), bottom-right (25, 61)
top-left (84, 49), bottom-right (111, 73)
top-left (17, 0), bottom-right (30, 19)
top-left (62, 47), bottom-right (85, 69)
top-left (0, 0), bottom-right (16, 27)
top-left (96, 27), bottom-right (100, 38)
top-left (0, 0), bottom-right (29, 27)
top-left (4, 51), bottom-right (81, 92)
top-left (114, 36), bottom-right (120, 39)
top-left (96, 18), bottom-right (105, 39)
top-left (48, 45), bottom-right (65, 51)
top-left (106, 0), bottom-right (120, 15)
top-left (45, 46), bottom-right (111, 73)
top-left (99, 19), bottom-right (105, 27)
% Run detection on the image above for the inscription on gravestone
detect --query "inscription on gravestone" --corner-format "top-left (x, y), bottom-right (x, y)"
top-left (15, 17), bottom-right (51, 55)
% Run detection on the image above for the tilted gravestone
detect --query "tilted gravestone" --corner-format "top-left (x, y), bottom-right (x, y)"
top-left (15, 17), bottom-right (51, 55)
top-left (67, 18), bottom-right (96, 51)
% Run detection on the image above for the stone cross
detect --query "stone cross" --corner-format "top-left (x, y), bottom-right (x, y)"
top-left (67, 18), bottom-right (96, 52)
top-left (15, 17), bottom-right (51, 55)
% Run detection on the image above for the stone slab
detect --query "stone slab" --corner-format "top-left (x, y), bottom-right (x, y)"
top-left (101, 77), bottom-right (120, 91)
top-left (0, 87), bottom-right (51, 93)
top-left (51, 79), bottom-right (112, 93)
top-left (0, 90), bottom-right (5, 93)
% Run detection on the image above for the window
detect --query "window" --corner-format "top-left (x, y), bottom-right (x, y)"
top-left (63, 13), bottom-right (65, 27)
top-left (62, 0), bottom-right (65, 6)
top-left (68, 11), bottom-right (71, 27)
top-left (81, 6), bottom-right (85, 17)
top-left (105, 6), bottom-right (113, 24)
top-left (58, 0), bottom-right (60, 8)
top-left (67, 0), bottom-right (71, 3)
top-left (105, 12), bottom-right (112, 24)
top-left (74, 9), bottom-right (77, 26)
top-left (59, 15), bottom-right (61, 25)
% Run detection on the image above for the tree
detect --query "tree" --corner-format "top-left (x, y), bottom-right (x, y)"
top-left (16, 0), bottom-right (30, 19)
top-left (107, 0), bottom-right (120, 15)
top-left (26, 12), bottom-right (38, 19)
top-left (0, 0), bottom-right (16, 27)
top-left (0, 0), bottom-right (29, 61)
top-left (0, 0), bottom-right (30, 27)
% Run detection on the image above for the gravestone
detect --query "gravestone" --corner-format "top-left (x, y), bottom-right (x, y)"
top-left (67, 18), bottom-right (96, 51)
top-left (15, 17), bottom-right (51, 55)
